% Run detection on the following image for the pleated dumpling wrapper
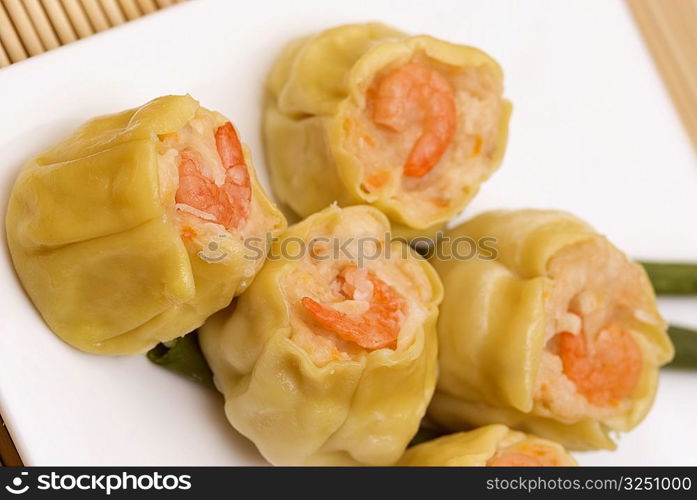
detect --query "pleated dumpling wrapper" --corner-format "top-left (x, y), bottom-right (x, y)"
top-left (199, 205), bottom-right (443, 465)
top-left (429, 210), bottom-right (674, 450)
top-left (265, 23), bottom-right (511, 238)
top-left (6, 95), bottom-right (286, 355)
top-left (400, 425), bottom-right (576, 466)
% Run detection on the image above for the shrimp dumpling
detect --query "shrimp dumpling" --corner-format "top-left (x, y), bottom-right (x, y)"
top-left (199, 205), bottom-right (443, 465)
top-left (399, 425), bottom-right (576, 466)
top-left (265, 23), bottom-right (511, 237)
top-left (5, 95), bottom-right (286, 355)
top-left (428, 210), bottom-right (674, 449)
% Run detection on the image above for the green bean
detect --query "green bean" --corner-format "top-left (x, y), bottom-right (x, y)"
top-left (666, 325), bottom-right (697, 369)
top-left (146, 331), bottom-right (216, 390)
top-left (640, 262), bottom-right (697, 295)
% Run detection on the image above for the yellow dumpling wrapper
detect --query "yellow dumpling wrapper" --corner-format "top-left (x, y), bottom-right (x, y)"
top-left (6, 95), bottom-right (286, 355)
top-left (428, 210), bottom-right (673, 450)
top-left (400, 425), bottom-right (576, 466)
top-left (265, 23), bottom-right (511, 238)
top-left (199, 205), bottom-right (443, 465)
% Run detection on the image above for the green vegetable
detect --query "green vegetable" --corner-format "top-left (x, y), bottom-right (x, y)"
top-left (641, 262), bottom-right (697, 295)
top-left (146, 332), bottom-right (216, 390)
top-left (666, 325), bottom-right (697, 369)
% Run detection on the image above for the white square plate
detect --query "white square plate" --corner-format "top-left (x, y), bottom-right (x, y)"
top-left (1, 0), bottom-right (695, 465)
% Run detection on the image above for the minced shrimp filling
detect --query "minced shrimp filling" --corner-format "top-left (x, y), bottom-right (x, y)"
top-left (487, 437), bottom-right (569, 467)
top-left (282, 211), bottom-right (434, 365)
top-left (534, 239), bottom-right (660, 421)
top-left (345, 53), bottom-right (504, 220)
top-left (157, 109), bottom-right (274, 261)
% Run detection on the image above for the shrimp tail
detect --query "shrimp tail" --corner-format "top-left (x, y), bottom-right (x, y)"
top-left (372, 62), bottom-right (456, 178)
top-left (301, 268), bottom-right (406, 351)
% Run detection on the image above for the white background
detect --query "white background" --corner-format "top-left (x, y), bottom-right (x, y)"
top-left (0, 0), bottom-right (695, 465)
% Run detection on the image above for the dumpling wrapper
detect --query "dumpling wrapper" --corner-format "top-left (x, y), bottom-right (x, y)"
top-left (6, 95), bottom-right (286, 355)
top-left (200, 204), bottom-right (443, 465)
top-left (428, 210), bottom-right (673, 449)
top-left (265, 23), bottom-right (511, 238)
top-left (400, 425), bottom-right (576, 466)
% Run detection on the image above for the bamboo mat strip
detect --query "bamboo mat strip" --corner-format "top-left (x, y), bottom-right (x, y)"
top-left (23, 0), bottom-right (60, 50)
top-left (0, 1), bottom-right (28, 62)
top-left (0, 414), bottom-right (22, 466)
top-left (136, 0), bottom-right (157, 15)
top-left (118, 0), bottom-right (142, 21)
top-left (626, 0), bottom-right (697, 153)
top-left (100, 0), bottom-right (125, 26)
top-left (0, 0), bottom-right (184, 67)
top-left (61, 0), bottom-right (95, 39)
top-left (0, 35), bottom-right (10, 65)
top-left (80, 0), bottom-right (111, 32)
top-left (4, 0), bottom-right (45, 56)
top-left (41, 0), bottom-right (78, 45)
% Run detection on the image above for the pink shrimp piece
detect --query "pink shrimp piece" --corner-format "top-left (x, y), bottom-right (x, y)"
top-left (301, 265), bottom-right (407, 350)
top-left (175, 122), bottom-right (251, 231)
top-left (558, 323), bottom-right (642, 407)
top-left (487, 453), bottom-right (546, 467)
top-left (371, 61), bottom-right (456, 177)
top-left (488, 444), bottom-right (564, 467)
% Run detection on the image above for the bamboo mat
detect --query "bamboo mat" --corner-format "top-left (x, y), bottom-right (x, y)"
top-left (0, 414), bottom-right (21, 466)
top-left (0, 0), bottom-right (696, 467)
top-left (627, 0), bottom-right (697, 153)
top-left (0, 0), bottom-right (185, 68)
